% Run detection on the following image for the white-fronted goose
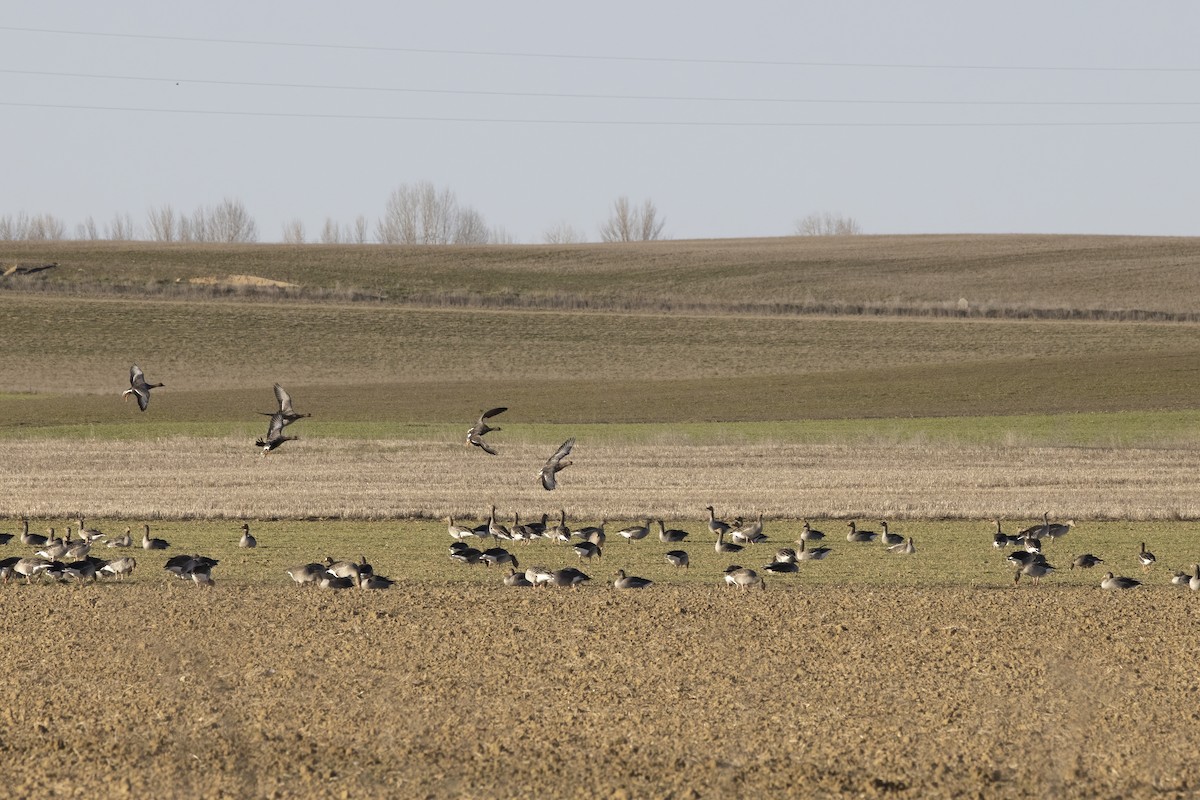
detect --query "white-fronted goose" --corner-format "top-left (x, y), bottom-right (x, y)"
top-left (238, 523), bottom-right (257, 549)
top-left (797, 540), bottom-right (832, 561)
top-left (123, 365), bottom-right (163, 412)
top-left (880, 521), bottom-right (904, 548)
top-left (141, 525), bottom-right (169, 550)
top-left (256, 412), bottom-right (299, 455)
top-left (1138, 542), bottom-right (1156, 571)
top-left (846, 521), bottom-right (878, 543)
top-left (617, 520), bottom-right (651, 543)
top-left (106, 527), bottom-right (133, 548)
top-left (664, 550), bottom-right (689, 570)
top-left (466, 407), bottom-right (506, 454)
top-left (1100, 571), bottom-right (1142, 590)
top-left (657, 520), bottom-right (688, 543)
top-left (538, 438), bottom-right (575, 490)
top-left (613, 569), bottom-right (653, 589)
top-left (286, 562), bottom-right (326, 585)
top-left (991, 519), bottom-right (1009, 548)
top-left (799, 520), bottom-right (825, 542)
top-left (260, 384), bottom-right (310, 427)
top-left (889, 537), bottom-right (916, 555)
top-left (1070, 553), bottom-right (1103, 570)
top-left (99, 556), bottom-right (136, 580)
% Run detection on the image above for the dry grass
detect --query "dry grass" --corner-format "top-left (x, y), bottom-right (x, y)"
top-left (3, 435), bottom-right (1198, 522)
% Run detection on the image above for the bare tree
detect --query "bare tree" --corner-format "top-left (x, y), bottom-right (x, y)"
top-left (794, 211), bottom-right (862, 237)
top-left (208, 198), bottom-right (258, 243)
top-left (147, 205), bottom-right (178, 242)
top-left (543, 220), bottom-right (584, 244)
top-left (26, 214), bottom-right (66, 241)
top-left (320, 217), bottom-right (342, 244)
top-left (600, 196), bottom-right (666, 242)
top-left (77, 216), bottom-right (100, 241)
top-left (376, 182), bottom-right (490, 245)
top-left (454, 207), bottom-right (490, 245)
top-left (351, 215), bottom-right (369, 244)
top-left (282, 218), bottom-right (306, 244)
top-left (107, 212), bottom-right (137, 241)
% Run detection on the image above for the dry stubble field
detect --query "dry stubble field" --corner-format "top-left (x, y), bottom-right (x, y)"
top-left (3, 236), bottom-right (1200, 798)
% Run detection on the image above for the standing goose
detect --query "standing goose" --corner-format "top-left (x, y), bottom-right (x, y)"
top-left (617, 520), bottom-right (652, 543)
top-left (466, 407), bottom-right (506, 455)
top-left (846, 521), bottom-right (878, 543)
top-left (487, 506), bottom-right (512, 543)
top-left (538, 438), bottom-right (575, 490)
top-left (1043, 515), bottom-right (1075, 542)
top-left (991, 519), bottom-right (1009, 548)
top-left (880, 521), bottom-right (904, 548)
top-left (572, 541), bottom-right (602, 562)
top-left (260, 384), bottom-right (310, 427)
top-left (664, 550), bottom-right (690, 570)
top-left (575, 520), bottom-right (607, 546)
top-left (774, 548), bottom-right (798, 565)
top-left (733, 512), bottom-right (767, 544)
top-left (705, 506), bottom-right (731, 538)
top-left (238, 523), bottom-right (257, 549)
top-left (1138, 542), bottom-right (1156, 571)
top-left (797, 539), bottom-right (832, 561)
top-left (480, 548), bottom-right (518, 569)
top-left (106, 527), bottom-right (133, 548)
top-left (446, 517), bottom-right (475, 542)
top-left (1100, 571), bottom-right (1142, 590)
top-left (77, 518), bottom-right (106, 544)
top-left (656, 520), bottom-right (689, 544)
top-left (256, 412), bottom-right (299, 455)
top-left (1015, 559), bottom-right (1055, 586)
top-left (100, 557), bottom-right (137, 580)
top-left (548, 509), bottom-right (571, 544)
top-left (141, 524), bottom-right (169, 550)
top-left (612, 569), bottom-right (653, 589)
top-left (14, 556), bottom-right (51, 583)
top-left (123, 365), bottom-right (164, 412)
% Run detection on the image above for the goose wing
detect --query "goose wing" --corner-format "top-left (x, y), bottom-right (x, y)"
top-left (538, 438), bottom-right (575, 490)
top-left (129, 365), bottom-right (151, 410)
top-left (265, 412), bottom-right (286, 440)
top-left (479, 407), bottom-right (507, 422)
top-left (468, 433), bottom-right (499, 455)
top-left (274, 384), bottom-right (295, 415)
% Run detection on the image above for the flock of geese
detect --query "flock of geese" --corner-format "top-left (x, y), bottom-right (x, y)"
top-left (1, 371), bottom-right (1176, 594)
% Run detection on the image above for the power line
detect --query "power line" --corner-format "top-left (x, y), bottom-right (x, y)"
top-left (2, 24), bottom-right (1199, 73)
top-left (4, 67), bottom-right (1199, 106)
top-left (4, 100), bottom-right (1200, 127)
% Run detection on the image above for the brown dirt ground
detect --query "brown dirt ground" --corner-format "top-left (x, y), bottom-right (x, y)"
top-left (2, 581), bottom-right (1198, 799)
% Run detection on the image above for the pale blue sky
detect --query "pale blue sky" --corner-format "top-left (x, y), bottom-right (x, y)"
top-left (2, 2), bottom-right (1199, 242)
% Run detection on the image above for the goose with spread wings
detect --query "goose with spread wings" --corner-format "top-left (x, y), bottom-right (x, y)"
top-left (256, 412), bottom-right (299, 455)
top-left (466, 407), bottom-right (507, 455)
top-left (260, 384), bottom-right (310, 427)
top-left (538, 438), bottom-right (575, 491)
top-left (123, 365), bottom-right (164, 412)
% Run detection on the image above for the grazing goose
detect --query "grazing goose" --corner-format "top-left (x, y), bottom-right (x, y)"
top-left (256, 412), bottom-right (299, 455)
top-left (846, 521), bottom-right (878, 543)
top-left (1043, 515), bottom-right (1075, 541)
top-left (1171, 570), bottom-right (1192, 587)
top-left (1006, 551), bottom-right (1044, 570)
top-left (449, 545), bottom-right (483, 565)
top-left (106, 527), bottom-right (133, 548)
top-left (64, 537), bottom-right (91, 561)
top-left (37, 530), bottom-right (70, 561)
top-left (714, 531), bottom-right (743, 555)
top-left (575, 520), bottom-right (607, 546)
top-left (705, 506), bottom-right (731, 538)
top-left (165, 555), bottom-right (219, 580)
top-left (572, 541), bottom-right (602, 562)
top-left (123, 364), bottom-right (164, 411)
top-left (1021, 534), bottom-right (1043, 555)
top-left (238, 523), bottom-right (257, 549)
top-left (141, 524), bottom-right (169, 550)
top-left (526, 513), bottom-right (550, 539)
top-left (1100, 571), bottom-right (1142, 590)
top-left (880, 521), bottom-right (904, 548)
top-left (100, 557), bottom-right (137, 580)
top-left (799, 520), bottom-right (825, 542)
top-left (549, 567), bottom-right (590, 588)
top-left (510, 512), bottom-right (535, 544)
top-left (612, 569), bottom-right (653, 589)
top-left (524, 565), bottom-right (554, 586)
top-left (762, 560), bottom-right (799, 574)
top-left (504, 568), bottom-right (533, 587)
top-left (319, 574), bottom-right (355, 590)
top-left (664, 550), bottom-right (690, 570)
top-left (260, 384), bottom-right (310, 427)
top-left (797, 539), bottom-right (832, 561)
top-left (324, 556), bottom-right (362, 581)
top-left (656, 519), bottom-right (689, 543)
top-left (14, 556), bottom-right (51, 583)
top-left (0, 558), bottom-right (17, 583)
top-left (480, 548), bottom-right (518, 568)
top-left (723, 566), bottom-right (766, 592)
top-left (446, 517), bottom-right (475, 542)
top-left (538, 438), bottom-right (575, 490)
top-left (617, 520), bottom-right (652, 543)
top-left (286, 562), bottom-right (327, 585)
top-left (1070, 554), bottom-right (1103, 570)
top-left (774, 548), bottom-right (798, 565)
top-left (889, 537), bottom-right (916, 555)
top-left (731, 513), bottom-right (766, 544)
top-left (1138, 542), bottom-right (1156, 571)
top-left (359, 573), bottom-right (395, 590)
top-left (19, 520), bottom-right (45, 548)
top-left (466, 407), bottom-right (506, 454)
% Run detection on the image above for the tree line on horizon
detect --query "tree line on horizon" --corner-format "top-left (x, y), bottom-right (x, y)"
top-left (0, 182), bottom-right (861, 245)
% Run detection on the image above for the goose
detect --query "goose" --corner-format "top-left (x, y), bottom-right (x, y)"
top-left (324, 556), bottom-right (362, 580)
top-left (796, 539), bottom-right (832, 561)
top-left (510, 512), bottom-right (535, 544)
top-left (762, 560), bottom-right (799, 574)
top-left (77, 518), bottom-right (105, 544)
top-left (449, 546), bottom-right (483, 565)
top-left (480, 548), bottom-right (518, 568)
top-left (100, 556), bottom-right (136, 580)
top-left (359, 573), bottom-right (394, 590)
top-left (524, 565), bottom-right (554, 586)
top-left (991, 519), bottom-right (1009, 549)
top-left (1100, 571), bottom-right (1142, 590)
top-left (612, 569), bottom-right (653, 589)
top-left (446, 517), bottom-right (475, 542)
top-left (723, 566), bottom-right (765, 592)
top-left (259, 384), bottom-right (310, 427)
top-left (572, 541), bottom-right (601, 562)
top-left (537, 438), bottom-right (575, 490)
top-left (1070, 554), bottom-right (1103, 570)
top-left (487, 506), bottom-right (512, 543)
top-left (19, 520), bottom-right (45, 548)
top-left (0, 527), bottom-right (12, 546)
top-left (64, 537), bottom-right (91, 561)
top-left (1171, 570), bottom-right (1192, 587)
top-left (1016, 516), bottom-right (1048, 540)
top-left (548, 509), bottom-right (571, 544)
top-left (466, 407), bottom-right (506, 454)
top-left (617, 520), bottom-right (651, 543)
top-left (1190, 564), bottom-right (1200, 592)
top-left (238, 523), bottom-right (257, 549)
top-left (141, 525), bottom-right (169, 550)
top-left (525, 513), bottom-right (550, 539)
top-left (1006, 551), bottom-right (1044, 570)
top-left (123, 364), bottom-right (163, 411)
top-left (736, 513), bottom-right (768, 545)
top-left (664, 550), bottom-right (689, 570)
top-left (285, 562), bottom-right (326, 585)
top-left (575, 520), bottom-right (606, 546)
top-left (705, 506), bottom-right (731, 538)
top-left (37, 530), bottom-right (70, 561)
top-left (106, 527), bottom-right (133, 548)
top-left (1137, 542), bottom-right (1156, 571)
top-left (352, 555), bottom-right (374, 577)
top-left (45, 527), bottom-right (64, 548)
top-left (0, 559), bottom-right (16, 583)
top-left (880, 521), bottom-right (904, 548)
top-left (799, 520), bottom-right (825, 542)
top-left (1020, 560), bottom-right (1055, 585)
top-left (846, 521), bottom-right (878, 543)
top-left (319, 574), bottom-right (355, 590)
top-left (774, 548), bottom-right (798, 565)
top-left (504, 568), bottom-right (533, 587)
top-left (256, 412), bottom-right (299, 455)
top-left (165, 555), bottom-right (219, 580)
top-left (889, 537), bottom-right (916, 555)
top-left (549, 567), bottom-right (590, 588)
top-left (714, 531), bottom-right (743, 555)
top-left (14, 556), bottom-right (51, 583)
top-left (189, 563), bottom-right (216, 587)
top-left (1021, 534), bottom-right (1043, 555)
top-left (1043, 515), bottom-right (1075, 541)
top-left (656, 519), bottom-right (689, 543)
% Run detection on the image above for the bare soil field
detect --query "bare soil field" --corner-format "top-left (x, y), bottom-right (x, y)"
top-left (2, 580), bottom-right (1197, 799)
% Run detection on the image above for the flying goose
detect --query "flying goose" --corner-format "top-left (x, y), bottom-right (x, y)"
top-left (141, 524), bottom-right (169, 550)
top-left (256, 412), bottom-right (299, 455)
top-left (1100, 571), bottom-right (1142, 590)
top-left (538, 438), bottom-right (575, 490)
top-left (466, 407), bottom-right (506, 454)
top-left (656, 519), bottom-right (689, 543)
top-left (664, 550), bottom-right (690, 570)
top-left (1070, 554), bottom-right (1104, 570)
top-left (259, 383), bottom-right (310, 426)
top-left (123, 364), bottom-right (164, 412)
top-left (612, 569), bottom-right (653, 589)
top-left (1138, 542), bottom-right (1156, 571)
top-left (846, 521), bottom-right (878, 543)
top-left (617, 520), bottom-right (651, 543)
top-left (880, 521), bottom-right (904, 548)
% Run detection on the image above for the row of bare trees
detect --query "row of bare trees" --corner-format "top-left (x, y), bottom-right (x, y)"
top-left (0, 187), bottom-right (863, 243)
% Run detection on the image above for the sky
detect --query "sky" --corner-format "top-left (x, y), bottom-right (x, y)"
top-left (2, 2), bottom-right (1200, 243)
